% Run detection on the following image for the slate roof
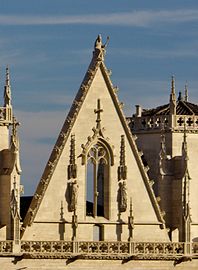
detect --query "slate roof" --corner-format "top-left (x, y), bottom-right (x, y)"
top-left (20, 196), bottom-right (33, 221)
top-left (142, 100), bottom-right (198, 117)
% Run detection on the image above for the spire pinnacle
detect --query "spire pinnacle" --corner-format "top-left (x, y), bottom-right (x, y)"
top-left (169, 75), bottom-right (176, 115)
top-left (6, 65), bottom-right (10, 86)
top-left (4, 66), bottom-right (12, 107)
top-left (171, 75), bottom-right (176, 96)
top-left (184, 82), bottom-right (188, 102)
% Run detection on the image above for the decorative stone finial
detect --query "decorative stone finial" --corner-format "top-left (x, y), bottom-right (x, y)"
top-left (94, 99), bottom-right (103, 130)
top-left (184, 82), bottom-right (188, 102)
top-left (4, 66), bottom-right (12, 106)
top-left (171, 75), bottom-right (175, 95)
top-left (169, 75), bottom-right (176, 115)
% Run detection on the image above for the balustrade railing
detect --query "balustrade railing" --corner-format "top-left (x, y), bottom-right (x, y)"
top-left (21, 241), bottom-right (73, 253)
top-left (0, 240), bottom-right (197, 257)
top-left (131, 115), bottom-right (198, 131)
top-left (0, 241), bottom-right (13, 253)
top-left (19, 240), bottom-right (196, 257)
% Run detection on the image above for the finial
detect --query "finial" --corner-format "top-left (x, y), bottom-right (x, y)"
top-left (94, 99), bottom-right (103, 130)
top-left (171, 75), bottom-right (175, 95)
top-left (185, 82), bottom-right (188, 102)
top-left (4, 66), bottom-right (11, 106)
top-left (6, 65), bottom-right (10, 86)
top-left (169, 75), bottom-right (176, 115)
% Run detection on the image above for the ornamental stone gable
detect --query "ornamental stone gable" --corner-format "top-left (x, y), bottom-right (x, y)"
top-left (22, 35), bottom-right (167, 243)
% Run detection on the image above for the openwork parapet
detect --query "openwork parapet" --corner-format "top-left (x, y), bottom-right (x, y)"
top-left (0, 240), bottom-right (198, 259)
top-left (0, 241), bottom-right (13, 253)
top-left (20, 241), bottom-right (187, 256)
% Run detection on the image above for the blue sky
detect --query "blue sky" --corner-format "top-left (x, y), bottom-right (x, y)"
top-left (0, 0), bottom-right (198, 195)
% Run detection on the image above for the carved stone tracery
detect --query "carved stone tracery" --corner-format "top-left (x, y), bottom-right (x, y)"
top-left (81, 100), bottom-right (114, 218)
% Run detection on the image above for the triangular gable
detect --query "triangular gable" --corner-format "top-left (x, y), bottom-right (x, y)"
top-left (21, 36), bottom-right (165, 236)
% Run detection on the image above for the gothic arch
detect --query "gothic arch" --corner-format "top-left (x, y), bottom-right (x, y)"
top-left (81, 136), bottom-right (114, 219)
top-left (81, 136), bottom-right (114, 166)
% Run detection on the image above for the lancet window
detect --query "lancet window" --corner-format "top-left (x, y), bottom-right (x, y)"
top-left (86, 142), bottom-right (110, 218)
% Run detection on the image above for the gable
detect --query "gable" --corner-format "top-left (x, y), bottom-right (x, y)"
top-left (22, 37), bottom-right (167, 241)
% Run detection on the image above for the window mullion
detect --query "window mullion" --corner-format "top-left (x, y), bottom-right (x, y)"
top-left (93, 152), bottom-right (98, 217)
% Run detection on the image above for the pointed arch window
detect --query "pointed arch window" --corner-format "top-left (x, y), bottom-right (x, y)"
top-left (86, 142), bottom-right (110, 218)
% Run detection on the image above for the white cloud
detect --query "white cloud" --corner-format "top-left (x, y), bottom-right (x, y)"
top-left (0, 9), bottom-right (198, 26)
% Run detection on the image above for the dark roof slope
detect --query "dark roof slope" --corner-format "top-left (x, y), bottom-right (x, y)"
top-left (20, 196), bottom-right (33, 221)
top-left (141, 101), bottom-right (198, 117)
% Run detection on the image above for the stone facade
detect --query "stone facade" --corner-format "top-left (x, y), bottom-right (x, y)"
top-left (0, 36), bottom-right (198, 269)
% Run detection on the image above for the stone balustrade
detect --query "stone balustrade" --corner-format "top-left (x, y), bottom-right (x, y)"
top-left (0, 240), bottom-right (197, 259)
top-left (130, 115), bottom-right (198, 132)
top-left (0, 241), bottom-right (13, 253)
top-left (21, 241), bottom-right (73, 253)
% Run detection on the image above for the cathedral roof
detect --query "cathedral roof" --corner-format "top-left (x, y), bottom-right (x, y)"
top-left (141, 100), bottom-right (198, 116)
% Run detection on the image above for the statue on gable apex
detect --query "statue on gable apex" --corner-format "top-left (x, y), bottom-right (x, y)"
top-left (94, 35), bottom-right (109, 57)
top-left (94, 34), bottom-right (103, 50)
